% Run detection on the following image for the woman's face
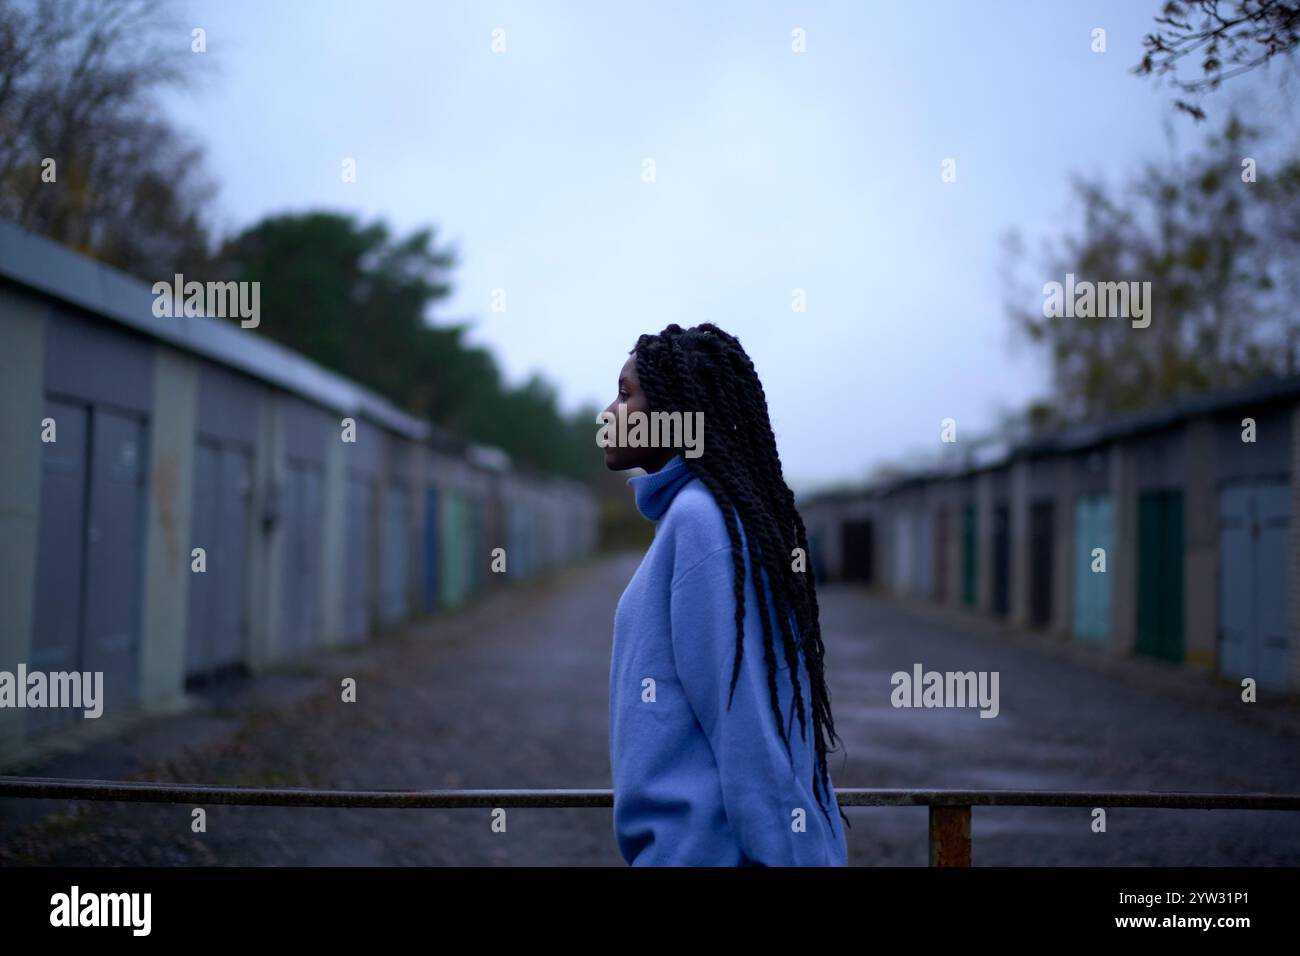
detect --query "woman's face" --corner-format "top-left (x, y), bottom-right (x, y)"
top-left (601, 353), bottom-right (675, 472)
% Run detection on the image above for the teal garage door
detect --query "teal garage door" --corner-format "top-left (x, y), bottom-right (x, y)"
top-left (1073, 493), bottom-right (1113, 645)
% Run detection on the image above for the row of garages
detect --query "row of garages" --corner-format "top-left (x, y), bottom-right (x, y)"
top-left (801, 381), bottom-right (1300, 693)
top-left (0, 220), bottom-right (598, 762)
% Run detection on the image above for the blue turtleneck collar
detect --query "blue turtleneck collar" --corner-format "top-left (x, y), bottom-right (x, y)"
top-left (628, 454), bottom-right (693, 521)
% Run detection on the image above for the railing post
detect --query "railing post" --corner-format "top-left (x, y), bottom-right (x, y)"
top-left (929, 805), bottom-right (971, 867)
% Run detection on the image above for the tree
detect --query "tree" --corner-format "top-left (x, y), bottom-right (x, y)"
top-left (1136, 0), bottom-right (1300, 120)
top-left (216, 211), bottom-right (603, 483)
top-left (1002, 113), bottom-right (1300, 422)
top-left (0, 0), bottom-right (604, 485)
top-left (0, 0), bottom-right (216, 277)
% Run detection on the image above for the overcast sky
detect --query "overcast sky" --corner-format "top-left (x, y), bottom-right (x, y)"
top-left (160, 0), bottom-right (1292, 493)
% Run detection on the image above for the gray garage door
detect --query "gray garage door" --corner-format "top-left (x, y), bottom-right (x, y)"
top-left (380, 482), bottom-right (410, 624)
top-left (343, 472), bottom-right (376, 643)
top-left (281, 459), bottom-right (324, 655)
top-left (186, 440), bottom-right (253, 680)
top-left (31, 399), bottom-right (147, 732)
top-left (1219, 480), bottom-right (1290, 689)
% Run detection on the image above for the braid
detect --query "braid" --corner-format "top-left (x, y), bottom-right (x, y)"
top-left (632, 323), bottom-right (849, 831)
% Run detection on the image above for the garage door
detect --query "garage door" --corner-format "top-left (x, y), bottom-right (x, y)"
top-left (1136, 490), bottom-right (1184, 662)
top-left (32, 400), bottom-right (147, 732)
top-left (1219, 480), bottom-right (1289, 688)
top-left (186, 440), bottom-right (252, 679)
top-left (1073, 493), bottom-right (1113, 645)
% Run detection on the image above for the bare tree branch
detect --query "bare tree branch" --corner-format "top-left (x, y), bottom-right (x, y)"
top-left (1135, 0), bottom-right (1300, 119)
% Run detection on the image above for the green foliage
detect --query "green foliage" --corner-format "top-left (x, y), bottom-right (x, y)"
top-left (1003, 113), bottom-right (1300, 422)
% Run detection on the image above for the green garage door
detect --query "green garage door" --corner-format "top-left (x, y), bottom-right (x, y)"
top-left (1137, 490), bottom-right (1184, 662)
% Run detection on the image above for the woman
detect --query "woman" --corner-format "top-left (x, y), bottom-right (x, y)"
top-left (604, 322), bottom-right (850, 866)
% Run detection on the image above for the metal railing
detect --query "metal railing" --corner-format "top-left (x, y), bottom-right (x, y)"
top-left (3, 776), bottom-right (1299, 866)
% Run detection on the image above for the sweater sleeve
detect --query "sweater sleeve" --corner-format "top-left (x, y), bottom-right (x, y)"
top-left (668, 546), bottom-right (829, 866)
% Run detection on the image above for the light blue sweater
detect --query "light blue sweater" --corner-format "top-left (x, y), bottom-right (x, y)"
top-left (609, 454), bottom-right (849, 866)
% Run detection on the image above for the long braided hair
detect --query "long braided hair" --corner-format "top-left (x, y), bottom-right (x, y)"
top-left (631, 323), bottom-right (848, 830)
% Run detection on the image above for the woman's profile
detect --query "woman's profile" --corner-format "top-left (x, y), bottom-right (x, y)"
top-left (603, 322), bottom-right (850, 866)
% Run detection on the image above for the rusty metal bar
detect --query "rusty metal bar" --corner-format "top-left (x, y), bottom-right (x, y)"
top-left (0, 777), bottom-right (613, 808)
top-left (835, 788), bottom-right (1300, 810)
top-left (4, 777), bottom-right (1299, 868)
top-left (3, 777), bottom-right (1299, 810)
top-left (929, 805), bottom-right (971, 867)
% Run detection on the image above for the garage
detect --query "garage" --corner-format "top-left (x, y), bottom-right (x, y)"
top-left (1029, 499), bottom-right (1054, 628)
top-left (910, 506), bottom-right (933, 597)
top-left (31, 312), bottom-right (152, 733)
top-left (186, 439), bottom-right (253, 680)
top-left (1072, 492), bottom-right (1113, 645)
top-left (187, 364), bottom-right (261, 682)
top-left (840, 518), bottom-right (874, 584)
top-left (1219, 480), bottom-right (1289, 688)
top-left (961, 504), bottom-right (977, 607)
top-left (379, 478), bottom-right (411, 624)
top-left (422, 484), bottom-right (440, 610)
top-left (279, 398), bottom-right (329, 655)
top-left (1136, 489), bottom-right (1184, 662)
